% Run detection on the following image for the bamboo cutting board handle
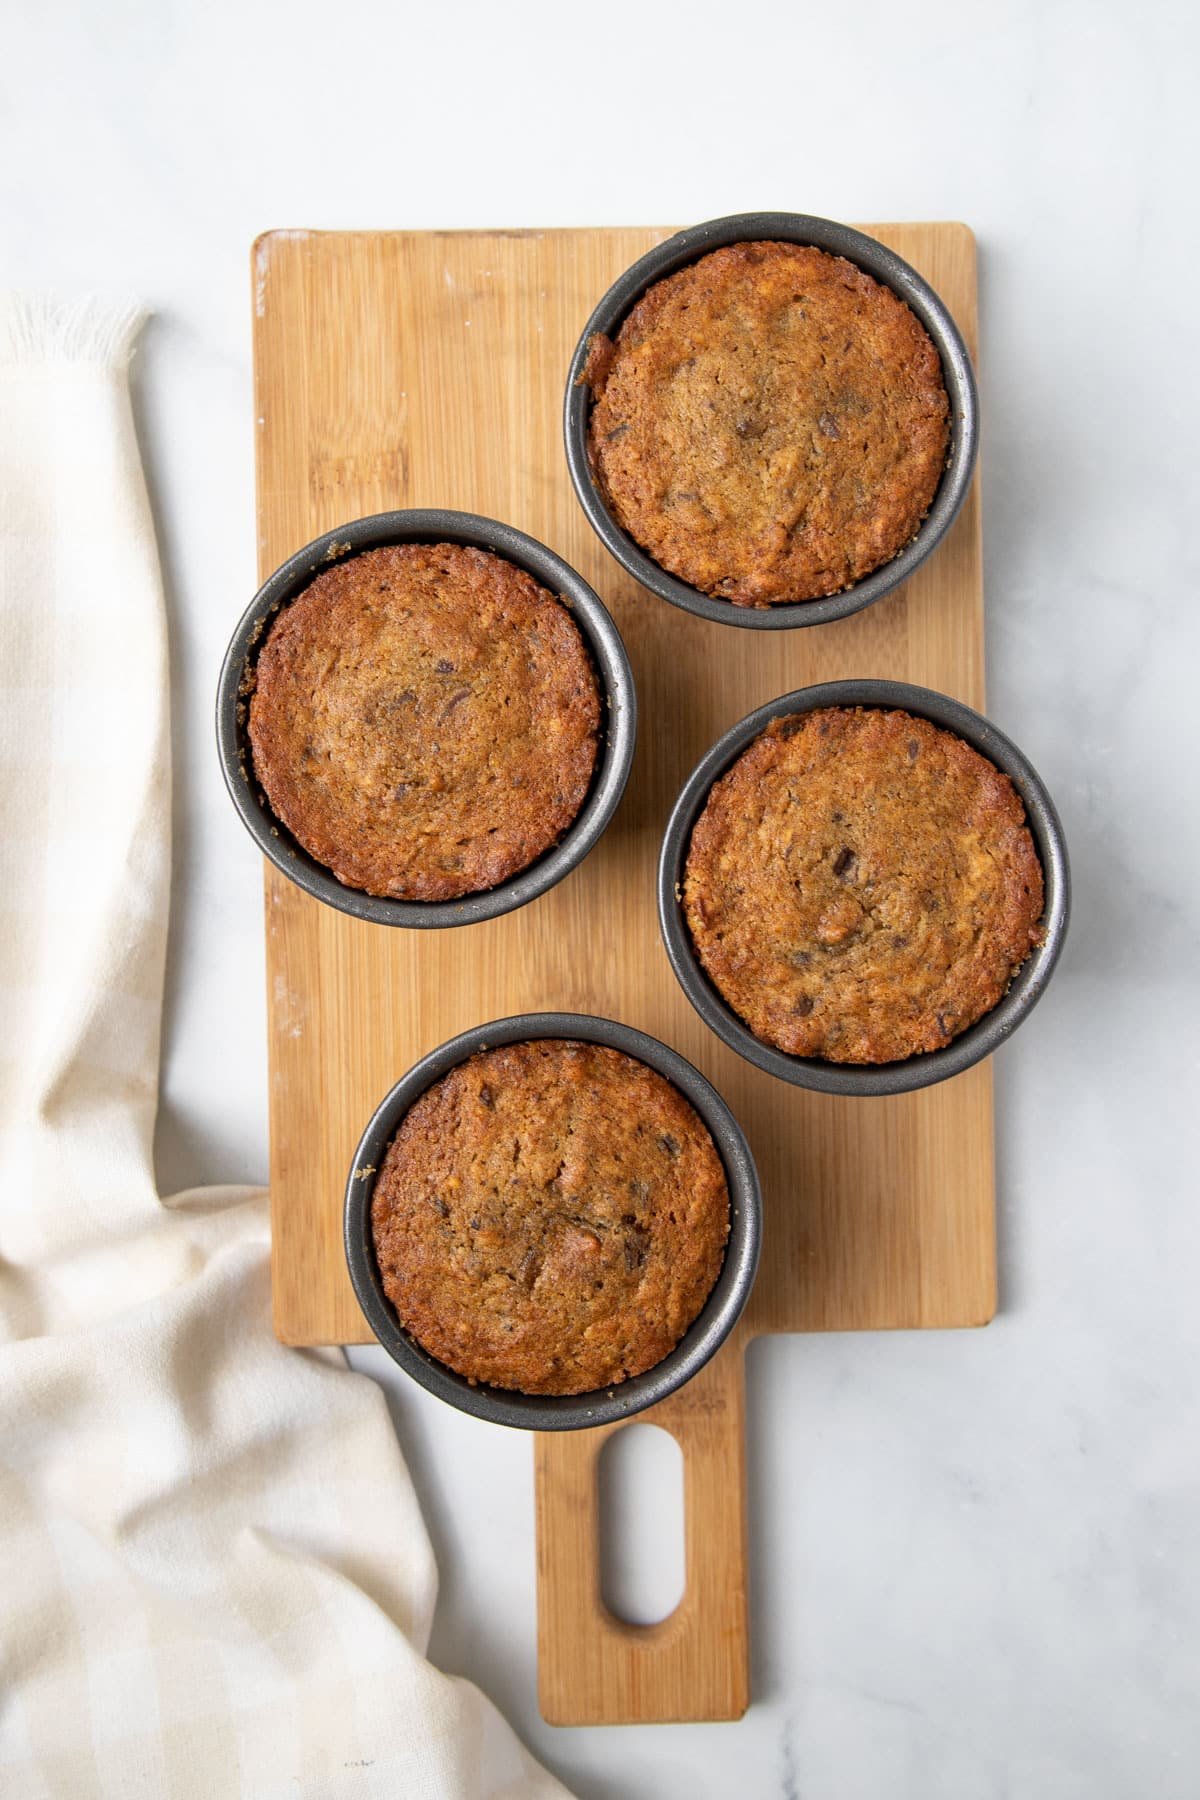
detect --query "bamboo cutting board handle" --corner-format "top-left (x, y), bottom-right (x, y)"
top-left (535, 1331), bottom-right (749, 1725)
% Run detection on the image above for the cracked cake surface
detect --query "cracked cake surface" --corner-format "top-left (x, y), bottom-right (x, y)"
top-left (683, 707), bottom-right (1044, 1063)
top-left (583, 240), bottom-right (950, 606)
top-left (370, 1040), bottom-right (730, 1394)
top-left (247, 542), bottom-right (600, 900)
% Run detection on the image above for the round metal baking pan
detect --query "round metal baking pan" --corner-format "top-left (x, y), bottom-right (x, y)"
top-left (344, 1012), bottom-right (761, 1430)
top-left (216, 510), bottom-right (637, 927)
top-left (658, 680), bottom-right (1070, 1096)
top-left (565, 212), bottom-right (979, 630)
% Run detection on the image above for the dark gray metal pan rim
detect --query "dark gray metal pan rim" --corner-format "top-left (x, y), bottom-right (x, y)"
top-left (215, 509), bottom-right (637, 928)
top-left (344, 1012), bottom-right (762, 1430)
top-left (658, 679), bottom-right (1070, 1097)
top-left (564, 211), bottom-right (979, 631)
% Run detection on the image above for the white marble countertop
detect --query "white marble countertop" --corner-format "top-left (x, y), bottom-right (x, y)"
top-left (6, 1), bottom-right (1197, 1793)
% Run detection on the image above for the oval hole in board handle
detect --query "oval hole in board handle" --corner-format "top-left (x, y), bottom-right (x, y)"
top-left (598, 1423), bottom-right (686, 1626)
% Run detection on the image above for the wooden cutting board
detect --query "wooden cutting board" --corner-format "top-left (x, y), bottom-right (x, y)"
top-left (253, 221), bottom-right (990, 1726)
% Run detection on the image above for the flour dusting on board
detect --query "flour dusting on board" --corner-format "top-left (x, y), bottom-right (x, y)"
top-left (254, 231), bottom-right (312, 318)
top-left (272, 971), bottom-right (306, 1040)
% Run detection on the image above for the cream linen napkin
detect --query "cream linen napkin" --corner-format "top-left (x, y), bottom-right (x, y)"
top-left (0, 296), bottom-right (571, 1800)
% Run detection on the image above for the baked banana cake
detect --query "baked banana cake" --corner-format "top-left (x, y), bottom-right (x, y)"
top-left (370, 1039), bottom-right (730, 1394)
top-left (583, 240), bottom-right (950, 606)
top-left (684, 707), bottom-right (1044, 1063)
top-left (247, 542), bottom-right (600, 900)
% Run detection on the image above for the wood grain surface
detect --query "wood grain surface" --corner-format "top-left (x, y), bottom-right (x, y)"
top-left (252, 222), bottom-right (991, 1724)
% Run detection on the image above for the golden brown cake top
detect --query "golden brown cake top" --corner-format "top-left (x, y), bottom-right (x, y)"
top-left (684, 708), bottom-right (1044, 1063)
top-left (584, 240), bottom-right (950, 606)
top-left (247, 543), bottom-right (600, 901)
top-left (371, 1040), bottom-right (730, 1394)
